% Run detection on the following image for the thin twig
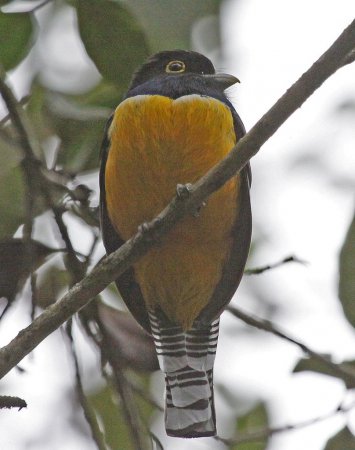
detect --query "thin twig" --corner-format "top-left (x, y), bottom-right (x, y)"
top-left (227, 305), bottom-right (355, 387)
top-left (0, 95), bottom-right (30, 128)
top-left (109, 367), bottom-right (150, 450)
top-left (31, 0), bottom-right (54, 13)
top-left (51, 205), bottom-right (85, 283)
top-left (65, 320), bottom-right (107, 450)
top-left (215, 399), bottom-right (355, 446)
top-left (79, 303), bottom-right (151, 450)
top-left (30, 272), bottom-right (38, 322)
top-left (1, 18), bottom-right (355, 380)
top-left (245, 255), bottom-right (307, 275)
top-left (0, 66), bottom-right (41, 160)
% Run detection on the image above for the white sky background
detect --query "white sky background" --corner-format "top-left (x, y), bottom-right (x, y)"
top-left (0, 0), bottom-right (355, 449)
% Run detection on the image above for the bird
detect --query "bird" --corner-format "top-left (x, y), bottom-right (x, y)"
top-left (99, 49), bottom-right (252, 438)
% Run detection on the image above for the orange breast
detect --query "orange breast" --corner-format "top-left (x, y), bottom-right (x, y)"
top-left (105, 94), bottom-right (240, 328)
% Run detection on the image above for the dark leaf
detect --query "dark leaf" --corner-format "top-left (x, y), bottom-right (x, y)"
top-left (234, 403), bottom-right (269, 450)
top-left (324, 426), bottom-right (355, 450)
top-left (76, 0), bottom-right (149, 87)
top-left (293, 357), bottom-right (355, 389)
top-left (0, 238), bottom-right (60, 317)
top-left (339, 211), bottom-right (355, 328)
top-left (0, 395), bottom-right (27, 410)
top-left (0, 11), bottom-right (34, 70)
top-left (98, 302), bottom-right (159, 372)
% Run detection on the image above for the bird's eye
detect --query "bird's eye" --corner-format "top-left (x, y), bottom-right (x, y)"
top-left (166, 60), bottom-right (186, 73)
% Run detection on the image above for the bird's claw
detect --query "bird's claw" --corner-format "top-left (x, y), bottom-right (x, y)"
top-left (176, 183), bottom-right (193, 200)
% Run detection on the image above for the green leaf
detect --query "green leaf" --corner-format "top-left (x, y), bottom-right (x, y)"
top-left (26, 83), bottom-right (53, 144)
top-left (0, 11), bottom-right (34, 70)
top-left (76, 0), bottom-right (149, 87)
top-left (339, 211), bottom-right (355, 328)
top-left (36, 265), bottom-right (69, 309)
top-left (0, 166), bottom-right (25, 237)
top-left (293, 357), bottom-right (355, 389)
top-left (89, 384), bottom-right (135, 450)
top-left (234, 402), bottom-right (269, 450)
top-left (127, 0), bottom-right (221, 51)
top-left (324, 426), bottom-right (355, 450)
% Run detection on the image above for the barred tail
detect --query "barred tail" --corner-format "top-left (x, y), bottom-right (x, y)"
top-left (149, 311), bottom-right (219, 438)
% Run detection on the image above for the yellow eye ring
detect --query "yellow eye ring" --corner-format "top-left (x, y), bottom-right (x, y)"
top-left (166, 60), bottom-right (186, 73)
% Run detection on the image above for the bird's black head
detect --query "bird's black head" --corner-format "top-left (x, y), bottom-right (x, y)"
top-left (129, 50), bottom-right (215, 89)
top-left (127, 50), bottom-right (239, 98)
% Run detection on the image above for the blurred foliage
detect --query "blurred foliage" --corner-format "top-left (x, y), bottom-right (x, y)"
top-left (233, 402), bottom-right (269, 450)
top-left (98, 303), bottom-right (159, 372)
top-left (323, 426), bottom-right (355, 450)
top-left (0, 166), bottom-right (25, 236)
top-left (338, 211), bottom-right (355, 328)
top-left (0, 11), bottom-right (34, 70)
top-left (127, 0), bottom-right (221, 51)
top-left (89, 374), bottom-right (155, 450)
top-left (0, 238), bottom-right (60, 316)
top-left (77, 0), bottom-right (150, 88)
top-left (89, 384), bottom-right (135, 450)
top-left (35, 264), bottom-right (69, 309)
top-left (293, 357), bottom-right (355, 389)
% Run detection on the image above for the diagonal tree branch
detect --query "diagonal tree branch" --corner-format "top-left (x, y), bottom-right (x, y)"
top-left (0, 18), bottom-right (355, 380)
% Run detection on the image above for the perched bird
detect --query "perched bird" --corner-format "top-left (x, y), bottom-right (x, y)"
top-left (99, 50), bottom-right (252, 438)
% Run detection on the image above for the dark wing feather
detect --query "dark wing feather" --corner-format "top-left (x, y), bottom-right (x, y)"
top-left (99, 116), bottom-right (151, 333)
top-left (197, 108), bottom-right (252, 326)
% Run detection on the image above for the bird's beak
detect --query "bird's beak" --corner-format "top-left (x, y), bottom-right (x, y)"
top-left (203, 73), bottom-right (240, 90)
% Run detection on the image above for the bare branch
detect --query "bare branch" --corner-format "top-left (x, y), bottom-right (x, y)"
top-left (80, 303), bottom-right (151, 450)
top-left (65, 321), bottom-right (108, 450)
top-left (244, 254), bottom-right (307, 275)
top-left (1, 18), bottom-right (355, 380)
top-left (215, 399), bottom-right (355, 446)
top-left (227, 305), bottom-right (355, 387)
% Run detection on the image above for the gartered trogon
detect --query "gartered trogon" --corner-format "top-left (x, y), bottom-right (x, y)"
top-left (99, 50), bottom-right (252, 438)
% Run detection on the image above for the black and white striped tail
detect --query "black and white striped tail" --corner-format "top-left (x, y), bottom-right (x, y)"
top-left (149, 310), bottom-right (219, 438)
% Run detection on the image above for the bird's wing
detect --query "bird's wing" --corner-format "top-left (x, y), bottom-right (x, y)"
top-left (197, 108), bottom-right (252, 326)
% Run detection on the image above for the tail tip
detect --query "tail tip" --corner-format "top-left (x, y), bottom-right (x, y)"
top-left (166, 424), bottom-right (216, 438)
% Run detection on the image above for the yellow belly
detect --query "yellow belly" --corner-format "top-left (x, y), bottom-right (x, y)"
top-left (105, 94), bottom-right (240, 328)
